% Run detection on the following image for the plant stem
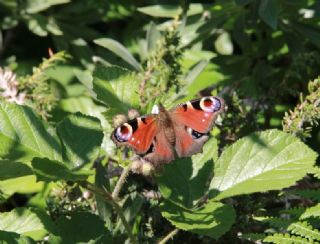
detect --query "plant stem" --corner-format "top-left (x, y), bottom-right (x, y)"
top-left (158, 229), bottom-right (179, 244)
top-left (112, 163), bottom-right (132, 201)
top-left (82, 181), bottom-right (138, 244)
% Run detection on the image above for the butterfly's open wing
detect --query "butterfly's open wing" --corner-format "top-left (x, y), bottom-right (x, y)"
top-left (112, 116), bottom-right (157, 154)
top-left (170, 96), bottom-right (225, 157)
top-left (112, 115), bottom-right (175, 164)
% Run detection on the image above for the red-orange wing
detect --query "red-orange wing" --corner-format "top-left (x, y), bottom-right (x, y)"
top-left (112, 115), bottom-right (157, 154)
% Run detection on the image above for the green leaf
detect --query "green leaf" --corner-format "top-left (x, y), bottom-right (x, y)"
top-left (57, 113), bottom-right (103, 168)
top-left (24, 0), bottom-right (70, 13)
top-left (288, 221), bottom-right (320, 241)
top-left (0, 176), bottom-right (44, 199)
top-left (0, 101), bottom-right (62, 162)
top-left (31, 157), bottom-right (90, 182)
top-left (184, 59), bottom-right (209, 85)
top-left (24, 14), bottom-right (48, 36)
top-left (209, 129), bottom-right (317, 200)
top-left (94, 38), bottom-right (142, 71)
top-left (95, 161), bottom-right (113, 230)
top-left (138, 4), bottom-right (208, 18)
top-left (0, 160), bottom-right (33, 180)
top-left (146, 22), bottom-right (161, 53)
top-left (0, 208), bottom-right (55, 240)
top-left (161, 200), bottom-right (235, 239)
top-left (92, 64), bottom-right (140, 114)
top-left (50, 211), bottom-right (112, 243)
top-left (157, 138), bottom-right (217, 208)
top-left (264, 233), bottom-right (311, 244)
top-left (300, 204), bottom-right (320, 220)
top-left (258, 0), bottom-right (281, 29)
top-left (0, 230), bottom-right (35, 243)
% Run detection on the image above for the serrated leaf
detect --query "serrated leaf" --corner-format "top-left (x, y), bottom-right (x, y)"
top-left (0, 101), bottom-right (62, 162)
top-left (161, 200), bottom-right (235, 239)
top-left (209, 129), bottom-right (317, 200)
top-left (258, 0), bottom-right (281, 30)
top-left (0, 208), bottom-right (55, 240)
top-left (57, 113), bottom-right (103, 168)
top-left (0, 230), bottom-right (35, 243)
top-left (92, 64), bottom-right (140, 114)
top-left (0, 160), bottom-right (33, 180)
top-left (300, 204), bottom-right (320, 220)
top-left (50, 211), bottom-right (112, 243)
top-left (288, 221), bottom-right (320, 241)
top-left (31, 157), bottom-right (90, 182)
top-left (157, 138), bottom-right (217, 208)
top-left (264, 233), bottom-right (312, 244)
top-left (94, 38), bottom-right (142, 71)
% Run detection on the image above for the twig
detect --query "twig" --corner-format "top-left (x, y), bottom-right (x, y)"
top-left (82, 181), bottom-right (138, 244)
top-left (158, 229), bottom-right (179, 244)
top-left (112, 163), bottom-right (132, 201)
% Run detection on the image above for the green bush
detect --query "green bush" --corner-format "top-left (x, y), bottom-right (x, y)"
top-left (0, 0), bottom-right (319, 243)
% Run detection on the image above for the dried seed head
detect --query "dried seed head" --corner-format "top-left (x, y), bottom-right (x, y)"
top-left (113, 114), bottom-right (127, 127)
top-left (127, 109), bottom-right (140, 120)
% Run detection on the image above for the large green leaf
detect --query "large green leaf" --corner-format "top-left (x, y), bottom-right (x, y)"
top-left (57, 113), bottom-right (103, 168)
top-left (161, 200), bottom-right (235, 239)
top-left (0, 208), bottom-right (55, 240)
top-left (92, 64), bottom-right (140, 114)
top-left (50, 211), bottom-right (112, 243)
top-left (157, 138), bottom-right (217, 208)
top-left (31, 157), bottom-right (90, 182)
top-left (209, 130), bottom-right (318, 200)
top-left (94, 38), bottom-right (142, 71)
top-left (0, 101), bottom-right (62, 162)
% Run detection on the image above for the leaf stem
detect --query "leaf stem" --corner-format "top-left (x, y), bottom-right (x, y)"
top-left (112, 163), bottom-right (132, 201)
top-left (82, 181), bottom-right (138, 244)
top-left (158, 229), bottom-right (179, 244)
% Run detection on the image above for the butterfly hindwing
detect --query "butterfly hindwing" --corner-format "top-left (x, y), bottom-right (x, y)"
top-left (170, 96), bottom-right (224, 157)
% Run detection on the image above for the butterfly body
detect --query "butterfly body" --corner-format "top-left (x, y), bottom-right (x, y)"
top-left (112, 96), bottom-right (225, 165)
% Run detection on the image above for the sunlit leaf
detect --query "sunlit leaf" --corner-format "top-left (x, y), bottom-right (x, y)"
top-left (0, 208), bottom-right (55, 240)
top-left (210, 130), bottom-right (317, 200)
top-left (94, 38), bottom-right (142, 71)
top-left (0, 101), bottom-right (62, 162)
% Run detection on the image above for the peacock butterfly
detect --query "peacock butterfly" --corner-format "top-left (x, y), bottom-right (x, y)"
top-left (111, 96), bottom-right (225, 165)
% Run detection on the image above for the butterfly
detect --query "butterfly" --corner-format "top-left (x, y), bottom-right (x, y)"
top-left (111, 96), bottom-right (225, 166)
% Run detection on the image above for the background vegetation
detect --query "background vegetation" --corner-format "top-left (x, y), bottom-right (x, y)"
top-left (0, 0), bottom-right (319, 243)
